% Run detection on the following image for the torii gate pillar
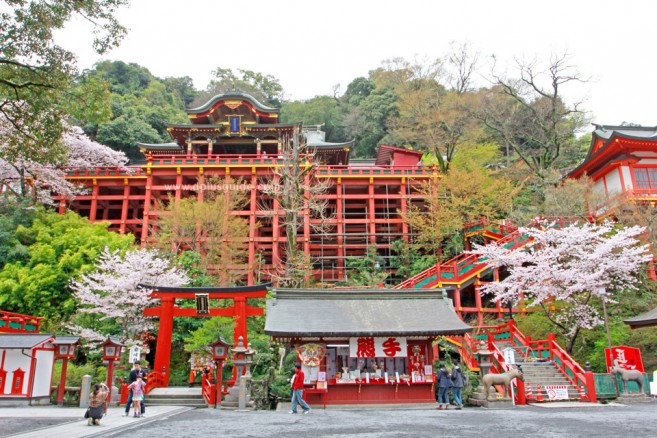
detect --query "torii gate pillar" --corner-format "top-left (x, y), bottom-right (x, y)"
top-left (144, 284), bottom-right (269, 387)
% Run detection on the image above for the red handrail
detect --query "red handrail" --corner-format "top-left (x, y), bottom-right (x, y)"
top-left (144, 371), bottom-right (165, 394)
top-left (201, 375), bottom-right (217, 406)
top-left (0, 310), bottom-right (43, 333)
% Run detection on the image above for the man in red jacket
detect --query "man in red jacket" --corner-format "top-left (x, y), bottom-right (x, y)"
top-left (290, 364), bottom-right (311, 414)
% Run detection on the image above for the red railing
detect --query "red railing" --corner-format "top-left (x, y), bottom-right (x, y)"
top-left (144, 371), bottom-right (165, 394)
top-left (527, 334), bottom-right (597, 402)
top-left (460, 321), bottom-right (597, 403)
top-left (395, 216), bottom-right (584, 290)
top-left (0, 310), bottom-right (43, 333)
top-left (201, 375), bottom-right (217, 407)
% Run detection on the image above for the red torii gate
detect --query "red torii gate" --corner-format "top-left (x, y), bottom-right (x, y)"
top-left (142, 283), bottom-right (269, 387)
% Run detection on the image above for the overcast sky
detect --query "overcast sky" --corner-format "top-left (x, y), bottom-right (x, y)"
top-left (56, 0), bottom-right (656, 130)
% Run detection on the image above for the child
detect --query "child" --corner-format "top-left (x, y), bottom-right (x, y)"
top-left (128, 375), bottom-right (146, 417)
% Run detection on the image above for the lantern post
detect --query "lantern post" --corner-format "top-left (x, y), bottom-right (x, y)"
top-left (53, 336), bottom-right (79, 406)
top-left (209, 337), bottom-right (230, 408)
top-left (100, 337), bottom-right (124, 404)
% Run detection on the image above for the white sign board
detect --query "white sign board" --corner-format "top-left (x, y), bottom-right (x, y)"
top-left (348, 337), bottom-right (407, 358)
top-left (129, 346), bottom-right (142, 364)
top-left (545, 385), bottom-right (569, 401)
top-left (502, 347), bottom-right (516, 365)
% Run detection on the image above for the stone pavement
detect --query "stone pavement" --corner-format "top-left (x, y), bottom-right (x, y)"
top-left (0, 405), bottom-right (192, 438)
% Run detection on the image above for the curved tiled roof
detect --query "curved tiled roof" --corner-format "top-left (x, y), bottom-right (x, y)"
top-left (187, 92), bottom-right (279, 114)
top-left (265, 288), bottom-right (472, 337)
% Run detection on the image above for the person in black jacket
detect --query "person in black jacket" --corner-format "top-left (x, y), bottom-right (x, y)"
top-left (123, 361), bottom-right (147, 417)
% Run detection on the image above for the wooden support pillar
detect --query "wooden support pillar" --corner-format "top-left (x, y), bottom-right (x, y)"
top-left (475, 279), bottom-right (483, 326)
top-left (140, 171), bottom-right (153, 245)
top-left (368, 177), bottom-right (376, 245)
top-left (175, 171), bottom-right (182, 201)
top-left (120, 180), bottom-right (130, 235)
top-left (153, 297), bottom-right (175, 387)
top-left (271, 174), bottom-right (281, 271)
top-left (303, 172), bottom-right (311, 262)
top-left (494, 268), bottom-right (503, 319)
top-left (400, 178), bottom-right (409, 242)
top-left (336, 178), bottom-right (344, 281)
top-left (187, 140), bottom-right (192, 157)
top-left (248, 171), bottom-right (258, 285)
top-left (89, 182), bottom-right (99, 221)
top-left (453, 287), bottom-right (462, 318)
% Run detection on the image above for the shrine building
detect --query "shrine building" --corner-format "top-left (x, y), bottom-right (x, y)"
top-left (57, 92), bottom-right (430, 287)
top-left (265, 288), bottom-right (472, 405)
top-left (569, 123), bottom-right (657, 200)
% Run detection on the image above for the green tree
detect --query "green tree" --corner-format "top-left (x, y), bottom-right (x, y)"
top-left (346, 246), bottom-right (388, 286)
top-left (0, 0), bottom-right (127, 176)
top-left (0, 209), bottom-right (134, 324)
top-left (194, 68), bottom-right (283, 108)
top-left (281, 97), bottom-right (347, 142)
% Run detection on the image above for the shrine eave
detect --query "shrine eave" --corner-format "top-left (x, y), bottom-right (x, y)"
top-left (138, 283), bottom-right (272, 294)
top-left (624, 306), bottom-right (657, 329)
top-left (264, 288), bottom-right (473, 338)
top-left (187, 92), bottom-right (279, 115)
top-left (0, 333), bottom-right (54, 349)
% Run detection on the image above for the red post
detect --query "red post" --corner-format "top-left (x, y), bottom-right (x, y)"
top-left (153, 297), bottom-right (175, 387)
top-left (516, 378), bottom-right (526, 405)
top-left (215, 360), bottom-right (224, 407)
top-left (56, 358), bottom-right (69, 406)
top-left (547, 334), bottom-right (556, 362)
top-left (584, 371), bottom-right (598, 403)
top-left (105, 359), bottom-right (115, 404)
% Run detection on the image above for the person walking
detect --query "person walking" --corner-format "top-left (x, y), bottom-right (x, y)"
top-left (451, 363), bottom-right (467, 409)
top-left (128, 375), bottom-right (146, 417)
top-left (87, 383), bottom-right (108, 426)
top-left (289, 364), bottom-right (311, 414)
top-left (436, 364), bottom-right (452, 410)
top-left (123, 361), bottom-right (147, 417)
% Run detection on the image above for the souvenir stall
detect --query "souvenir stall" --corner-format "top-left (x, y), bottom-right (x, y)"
top-left (265, 289), bottom-right (472, 405)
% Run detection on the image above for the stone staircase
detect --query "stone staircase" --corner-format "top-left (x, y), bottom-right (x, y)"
top-left (495, 341), bottom-right (580, 401)
top-left (145, 387), bottom-right (208, 408)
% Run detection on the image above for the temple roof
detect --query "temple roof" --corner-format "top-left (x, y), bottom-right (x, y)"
top-left (265, 289), bottom-right (472, 337)
top-left (188, 92), bottom-right (279, 115)
top-left (593, 124), bottom-right (657, 141)
top-left (624, 307), bottom-right (657, 329)
top-left (0, 333), bottom-right (54, 349)
top-left (569, 123), bottom-right (657, 179)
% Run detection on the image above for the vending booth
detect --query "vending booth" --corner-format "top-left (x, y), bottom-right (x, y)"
top-left (265, 288), bottom-right (472, 405)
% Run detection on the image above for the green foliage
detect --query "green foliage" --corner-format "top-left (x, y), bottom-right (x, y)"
top-left (389, 239), bottom-right (437, 281)
top-left (0, 208), bottom-right (134, 322)
top-left (84, 61), bottom-right (188, 160)
top-left (281, 97), bottom-right (347, 143)
top-left (345, 245), bottom-right (388, 286)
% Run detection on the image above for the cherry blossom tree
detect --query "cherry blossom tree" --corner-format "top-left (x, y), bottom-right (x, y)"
top-left (69, 247), bottom-right (189, 346)
top-left (471, 221), bottom-right (651, 352)
top-left (1, 119), bottom-right (128, 205)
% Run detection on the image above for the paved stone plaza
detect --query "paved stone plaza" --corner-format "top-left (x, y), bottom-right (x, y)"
top-left (2, 401), bottom-right (656, 438)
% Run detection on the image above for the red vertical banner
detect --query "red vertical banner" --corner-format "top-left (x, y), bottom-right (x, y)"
top-left (605, 346), bottom-right (644, 372)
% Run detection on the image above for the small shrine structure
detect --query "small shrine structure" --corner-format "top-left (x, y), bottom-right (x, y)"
top-left (265, 288), bottom-right (472, 405)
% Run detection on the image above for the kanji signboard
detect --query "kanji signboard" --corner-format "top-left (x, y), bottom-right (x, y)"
top-left (349, 337), bottom-right (407, 358)
top-left (605, 346), bottom-right (644, 372)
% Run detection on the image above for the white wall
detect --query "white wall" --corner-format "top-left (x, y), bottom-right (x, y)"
top-left (32, 349), bottom-right (55, 397)
top-left (0, 349), bottom-right (31, 395)
top-left (604, 168), bottom-right (623, 194)
top-left (621, 166), bottom-right (633, 190)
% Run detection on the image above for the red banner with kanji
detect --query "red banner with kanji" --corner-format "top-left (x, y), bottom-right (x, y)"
top-left (605, 346), bottom-right (644, 372)
top-left (349, 337), bottom-right (407, 358)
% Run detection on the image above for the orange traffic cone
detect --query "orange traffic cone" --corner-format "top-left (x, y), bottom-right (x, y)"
top-left (525, 382), bottom-right (534, 401)
top-left (536, 384), bottom-right (544, 402)
top-left (578, 385), bottom-right (589, 402)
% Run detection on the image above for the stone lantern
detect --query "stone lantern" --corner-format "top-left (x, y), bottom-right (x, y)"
top-left (53, 336), bottom-right (79, 406)
top-left (222, 336), bottom-right (256, 410)
top-left (475, 340), bottom-right (493, 377)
